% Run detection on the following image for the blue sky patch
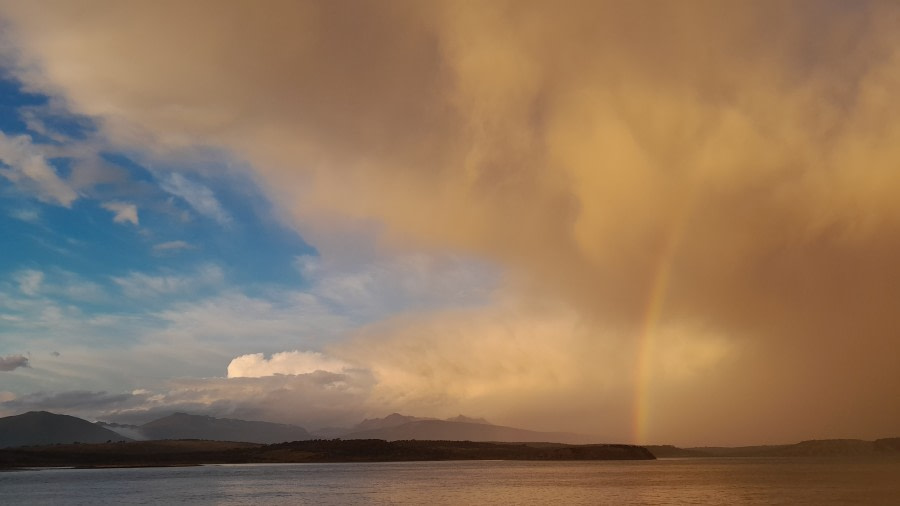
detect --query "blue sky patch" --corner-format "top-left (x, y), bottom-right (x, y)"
top-left (1, 75), bottom-right (317, 325)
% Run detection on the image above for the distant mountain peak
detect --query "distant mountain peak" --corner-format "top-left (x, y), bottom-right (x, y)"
top-left (21, 410), bottom-right (57, 417)
top-left (166, 412), bottom-right (212, 420)
top-left (354, 413), bottom-right (433, 431)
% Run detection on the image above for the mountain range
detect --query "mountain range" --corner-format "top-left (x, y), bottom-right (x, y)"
top-left (96, 413), bottom-right (313, 444)
top-left (4, 411), bottom-right (899, 458)
top-left (1, 411), bottom-right (592, 448)
top-left (139, 412), bottom-right (313, 444)
top-left (95, 411), bottom-right (594, 445)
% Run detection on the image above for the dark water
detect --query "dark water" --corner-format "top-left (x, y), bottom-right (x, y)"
top-left (2, 458), bottom-right (898, 505)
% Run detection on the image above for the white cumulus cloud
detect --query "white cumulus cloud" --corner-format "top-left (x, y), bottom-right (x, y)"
top-left (227, 350), bottom-right (351, 378)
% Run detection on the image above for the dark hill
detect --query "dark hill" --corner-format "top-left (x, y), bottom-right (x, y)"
top-left (773, 439), bottom-right (876, 457)
top-left (657, 438), bottom-right (900, 458)
top-left (140, 413), bottom-right (312, 444)
top-left (0, 439), bottom-right (655, 469)
top-left (690, 439), bottom-right (880, 457)
top-left (874, 437), bottom-right (900, 452)
top-left (0, 411), bottom-right (130, 448)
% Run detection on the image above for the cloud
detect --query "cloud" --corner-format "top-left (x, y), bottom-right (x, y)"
top-left (3, 1), bottom-right (900, 443)
top-left (138, 254), bottom-right (490, 362)
top-left (17, 100), bottom-right (97, 141)
top-left (9, 268), bottom-right (106, 303)
top-left (0, 131), bottom-right (77, 206)
top-left (9, 207), bottom-right (40, 223)
top-left (227, 350), bottom-right (350, 378)
top-left (148, 372), bottom-right (373, 428)
top-left (101, 201), bottom-right (139, 225)
top-left (147, 289), bottom-right (350, 359)
top-left (295, 253), bottom-right (496, 321)
top-left (18, 105), bottom-right (73, 143)
top-left (0, 354), bottom-right (29, 371)
top-left (14, 269), bottom-right (43, 296)
top-left (0, 373), bottom-right (373, 429)
top-left (152, 240), bottom-right (192, 253)
top-left (338, 298), bottom-right (743, 439)
top-left (1, 390), bottom-right (137, 410)
top-left (67, 156), bottom-right (127, 191)
top-left (159, 172), bottom-right (231, 225)
top-left (112, 264), bottom-right (223, 298)
top-left (0, 253), bottom-right (500, 414)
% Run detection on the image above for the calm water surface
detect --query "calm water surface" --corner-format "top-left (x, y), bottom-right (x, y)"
top-left (1, 458), bottom-right (898, 505)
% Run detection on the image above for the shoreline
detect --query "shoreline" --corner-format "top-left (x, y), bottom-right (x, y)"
top-left (0, 439), bottom-right (655, 470)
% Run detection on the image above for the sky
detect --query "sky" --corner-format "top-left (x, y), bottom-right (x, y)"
top-left (0, 1), bottom-right (899, 447)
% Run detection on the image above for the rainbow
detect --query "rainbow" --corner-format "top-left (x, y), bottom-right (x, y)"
top-left (631, 196), bottom-right (693, 444)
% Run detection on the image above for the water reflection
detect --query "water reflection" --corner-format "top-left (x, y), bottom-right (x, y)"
top-left (1, 458), bottom-right (898, 505)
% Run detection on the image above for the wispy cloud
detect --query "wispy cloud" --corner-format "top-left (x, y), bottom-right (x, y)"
top-left (9, 208), bottom-right (40, 223)
top-left (17, 102), bottom-right (97, 144)
top-left (294, 253), bottom-right (496, 321)
top-left (0, 390), bottom-right (140, 411)
top-left (101, 201), bottom-right (139, 225)
top-left (14, 269), bottom-right (44, 296)
top-left (10, 268), bottom-right (106, 302)
top-left (159, 173), bottom-right (231, 225)
top-left (67, 156), bottom-right (127, 191)
top-left (112, 264), bottom-right (224, 298)
top-left (0, 354), bottom-right (29, 372)
top-left (0, 131), bottom-right (77, 206)
top-left (152, 240), bottom-right (193, 253)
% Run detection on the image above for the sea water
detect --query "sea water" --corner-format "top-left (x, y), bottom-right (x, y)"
top-left (1, 457), bottom-right (898, 505)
